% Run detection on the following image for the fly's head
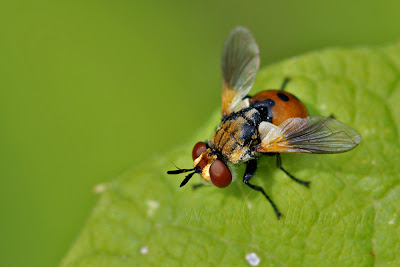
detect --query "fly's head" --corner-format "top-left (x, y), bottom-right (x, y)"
top-left (167, 142), bottom-right (232, 188)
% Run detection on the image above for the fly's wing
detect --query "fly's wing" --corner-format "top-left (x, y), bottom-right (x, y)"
top-left (221, 26), bottom-right (260, 118)
top-left (257, 117), bottom-right (361, 153)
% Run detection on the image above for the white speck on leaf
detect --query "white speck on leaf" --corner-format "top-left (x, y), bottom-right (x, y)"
top-left (140, 246), bottom-right (149, 255)
top-left (389, 218), bottom-right (395, 225)
top-left (92, 183), bottom-right (108, 194)
top-left (146, 200), bottom-right (160, 217)
top-left (245, 252), bottom-right (260, 266)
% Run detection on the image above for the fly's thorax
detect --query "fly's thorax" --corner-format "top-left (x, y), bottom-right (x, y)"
top-left (193, 148), bottom-right (217, 184)
top-left (211, 108), bottom-right (261, 164)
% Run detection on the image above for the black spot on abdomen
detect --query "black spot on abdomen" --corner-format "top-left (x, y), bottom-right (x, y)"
top-left (278, 92), bottom-right (289, 101)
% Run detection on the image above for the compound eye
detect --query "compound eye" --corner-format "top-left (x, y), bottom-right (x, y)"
top-left (192, 142), bottom-right (207, 160)
top-left (210, 160), bottom-right (232, 188)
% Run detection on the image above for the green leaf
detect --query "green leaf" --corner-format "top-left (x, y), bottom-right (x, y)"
top-left (61, 43), bottom-right (400, 266)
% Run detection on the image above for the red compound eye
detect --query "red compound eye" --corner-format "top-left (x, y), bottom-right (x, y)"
top-left (192, 142), bottom-right (207, 160)
top-left (210, 160), bottom-right (232, 188)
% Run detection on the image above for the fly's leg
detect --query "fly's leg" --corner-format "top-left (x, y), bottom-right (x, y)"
top-left (276, 154), bottom-right (310, 187)
top-left (280, 77), bottom-right (291, 91)
top-left (243, 159), bottom-right (282, 219)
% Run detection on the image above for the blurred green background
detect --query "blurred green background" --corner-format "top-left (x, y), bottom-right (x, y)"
top-left (0, 0), bottom-right (399, 266)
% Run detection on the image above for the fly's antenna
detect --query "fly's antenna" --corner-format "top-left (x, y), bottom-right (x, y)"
top-left (170, 162), bottom-right (181, 170)
top-left (167, 166), bottom-right (201, 187)
top-left (167, 167), bottom-right (196, 175)
top-left (179, 171), bottom-right (196, 187)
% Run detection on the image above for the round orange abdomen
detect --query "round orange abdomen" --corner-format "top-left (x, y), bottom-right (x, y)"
top-left (250, 90), bottom-right (308, 125)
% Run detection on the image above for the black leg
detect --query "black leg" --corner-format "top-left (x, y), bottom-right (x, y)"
top-left (276, 154), bottom-right (310, 187)
top-left (280, 77), bottom-right (291, 91)
top-left (243, 159), bottom-right (282, 219)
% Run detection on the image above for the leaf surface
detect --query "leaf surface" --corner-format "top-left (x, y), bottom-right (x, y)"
top-left (62, 43), bottom-right (400, 266)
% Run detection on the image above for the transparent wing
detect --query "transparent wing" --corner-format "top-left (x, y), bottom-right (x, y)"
top-left (258, 117), bottom-right (361, 153)
top-left (221, 26), bottom-right (260, 118)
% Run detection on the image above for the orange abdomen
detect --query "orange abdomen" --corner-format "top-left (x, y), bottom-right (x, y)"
top-left (250, 90), bottom-right (308, 125)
